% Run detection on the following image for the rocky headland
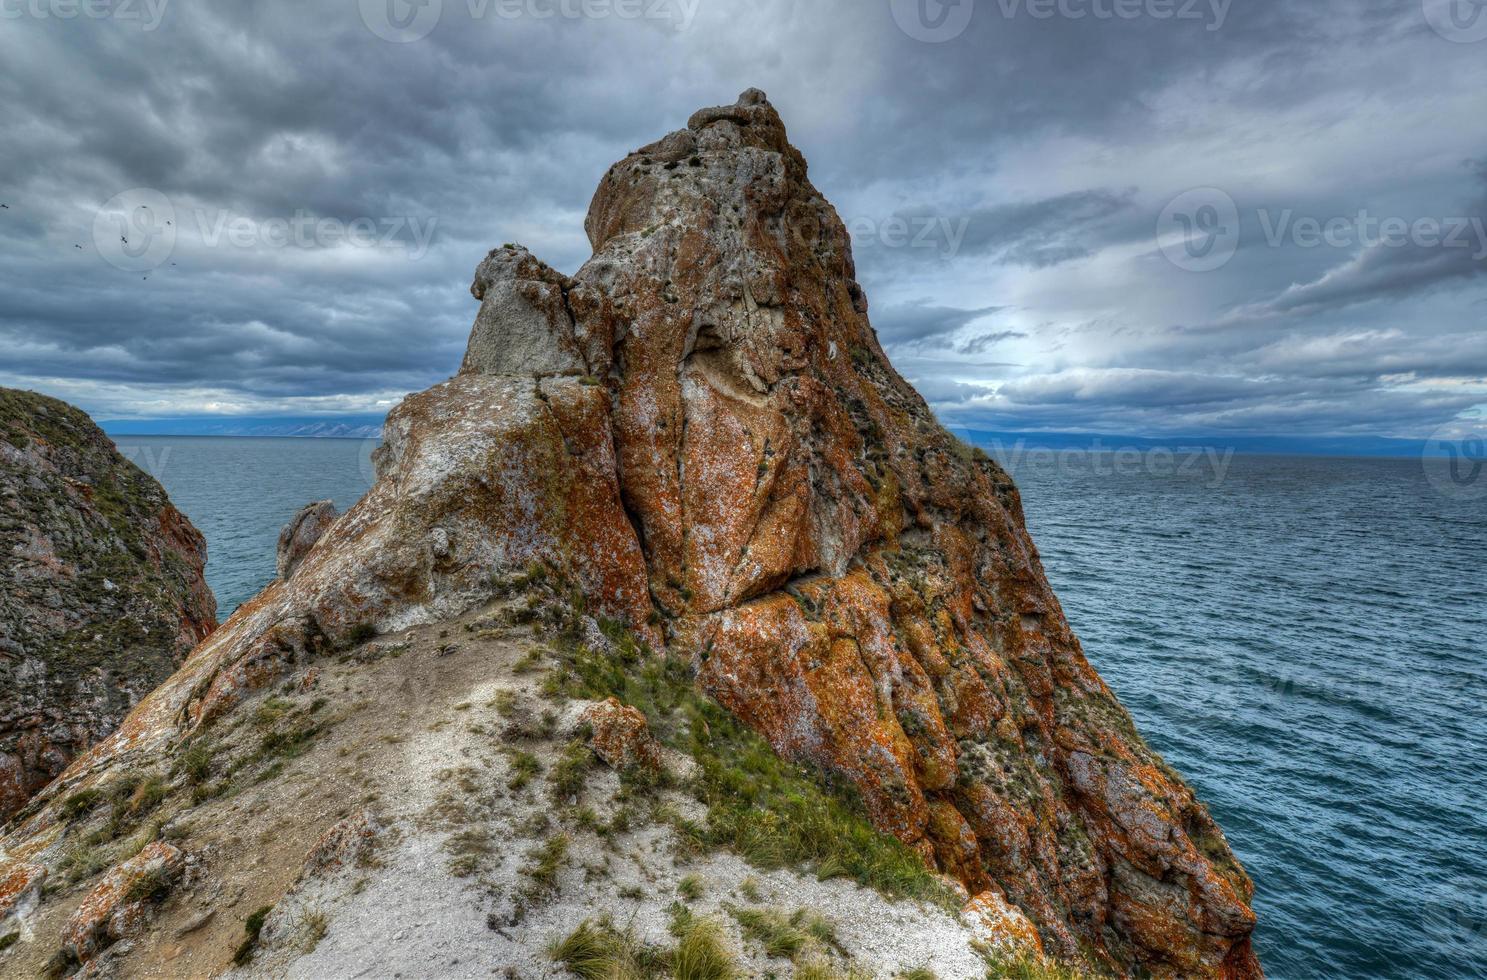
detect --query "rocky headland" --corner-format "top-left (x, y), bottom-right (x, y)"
top-left (0, 91), bottom-right (1258, 979)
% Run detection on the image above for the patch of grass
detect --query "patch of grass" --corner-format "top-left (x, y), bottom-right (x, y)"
top-left (898, 968), bottom-right (938, 980)
top-left (59, 788), bottom-right (102, 820)
top-left (175, 739), bottom-right (214, 784)
top-left (548, 918), bottom-right (656, 979)
top-left (125, 774), bottom-right (168, 818)
top-left (677, 874), bottom-right (704, 901)
top-left (293, 908), bottom-right (329, 953)
top-left (728, 905), bottom-right (834, 960)
top-left (671, 917), bottom-right (738, 980)
top-left (233, 904), bottom-right (273, 966)
top-left (492, 689), bottom-right (519, 716)
top-left (549, 740), bottom-right (593, 804)
top-left (981, 952), bottom-right (1086, 980)
top-left (520, 832), bottom-right (571, 899)
top-left (123, 865), bottom-right (174, 903)
top-left (794, 949), bottom-right (871, 980)
top-left (345, 622), bottom-right (377, 647)
top-left (548, 612), bottom-right (955, 906)
top-left (447, 827), bottom-right (495, 877)
top-left (505, 749), bottom-right (542, 790)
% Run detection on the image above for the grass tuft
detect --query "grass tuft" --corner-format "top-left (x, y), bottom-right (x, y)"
top-left (670, 917), bottom-right (738, 980)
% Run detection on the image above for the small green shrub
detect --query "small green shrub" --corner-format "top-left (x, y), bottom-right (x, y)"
top-left (505, 749), bottom-right (542, 790)
top-left (59, 788), bottom-right (102, 820)
top-left (549, 740), bottom-right (593, 803)
top-left (123, 865), bottom-right (174, 903)
top-left (345, 622), bottom-right (377, 647)
top-left (233, 904), bottom-right (274, 965)
top-left (520, 833), bottom-right (571, 898)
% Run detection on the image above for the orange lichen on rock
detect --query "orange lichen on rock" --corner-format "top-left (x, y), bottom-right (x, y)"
top-left (963, 889), bottom-right (1046, 958)
top-left (581, 698), bottom-right (663, 772)
top-left (60, 842), bottom-right (182, 965)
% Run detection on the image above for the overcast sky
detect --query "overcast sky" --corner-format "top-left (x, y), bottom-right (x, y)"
top-left (1, 0), bottom-right (1484, 441)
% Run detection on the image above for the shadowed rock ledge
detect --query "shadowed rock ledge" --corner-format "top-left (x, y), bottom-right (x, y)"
top-left (0, 92), bottom-right (1259, 978)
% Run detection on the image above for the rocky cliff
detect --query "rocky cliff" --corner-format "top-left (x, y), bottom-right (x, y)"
top-left (0, 92), bottom-right (1258, 978)
top-left (0, 389), bottom-right (217, 822)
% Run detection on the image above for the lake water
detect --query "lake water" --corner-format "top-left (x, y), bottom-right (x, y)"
top-left (113, 436), bottom-right (1486, 979)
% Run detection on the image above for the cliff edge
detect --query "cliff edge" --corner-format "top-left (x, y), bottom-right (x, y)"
top-left (0, 388), bottom-right (217, 822)
top-left (0, 92), bottom-right (1258, 979)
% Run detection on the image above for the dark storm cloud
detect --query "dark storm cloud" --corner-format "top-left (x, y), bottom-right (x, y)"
top-left (0, 0), bottom-right (1482, 441)
top-left (873, 301), bottom-right (1007, 346)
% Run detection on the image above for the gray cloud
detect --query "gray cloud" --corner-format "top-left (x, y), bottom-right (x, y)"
top-left (0, 0), bottom-right (1482, 443)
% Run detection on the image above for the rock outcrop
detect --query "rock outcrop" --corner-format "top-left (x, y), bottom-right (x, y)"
top-left (275, 500), bottom-right (339, 580)
top-left (0, 389), bottom-right (216, 822)
top-left (0, 92), bottom-right (1258, 978)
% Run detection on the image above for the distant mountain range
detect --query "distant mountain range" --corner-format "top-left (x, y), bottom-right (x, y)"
top-left (99, 415), bottom-right (385, 439)
top-left (954, 429), bottom-right (1441, 459)
top-left (95, 416), bottom-right (1451, 458)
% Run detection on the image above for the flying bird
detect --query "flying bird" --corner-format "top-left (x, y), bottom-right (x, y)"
top-left (0, 204), bottom-right (9, 209)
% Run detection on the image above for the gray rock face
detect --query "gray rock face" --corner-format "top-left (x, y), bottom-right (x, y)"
top-left (276, 500), bottom-right (340, 580)
top-left (0, 388), bottom-right (216, 822)
top-left (462, 246), bottom-right (589, 377)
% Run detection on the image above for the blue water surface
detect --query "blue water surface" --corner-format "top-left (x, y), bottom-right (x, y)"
top-left (116, 436), bottom-right (1487, 979)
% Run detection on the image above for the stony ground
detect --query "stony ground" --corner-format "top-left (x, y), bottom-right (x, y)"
top-left (3, 596), bottom-right (1015, 979)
